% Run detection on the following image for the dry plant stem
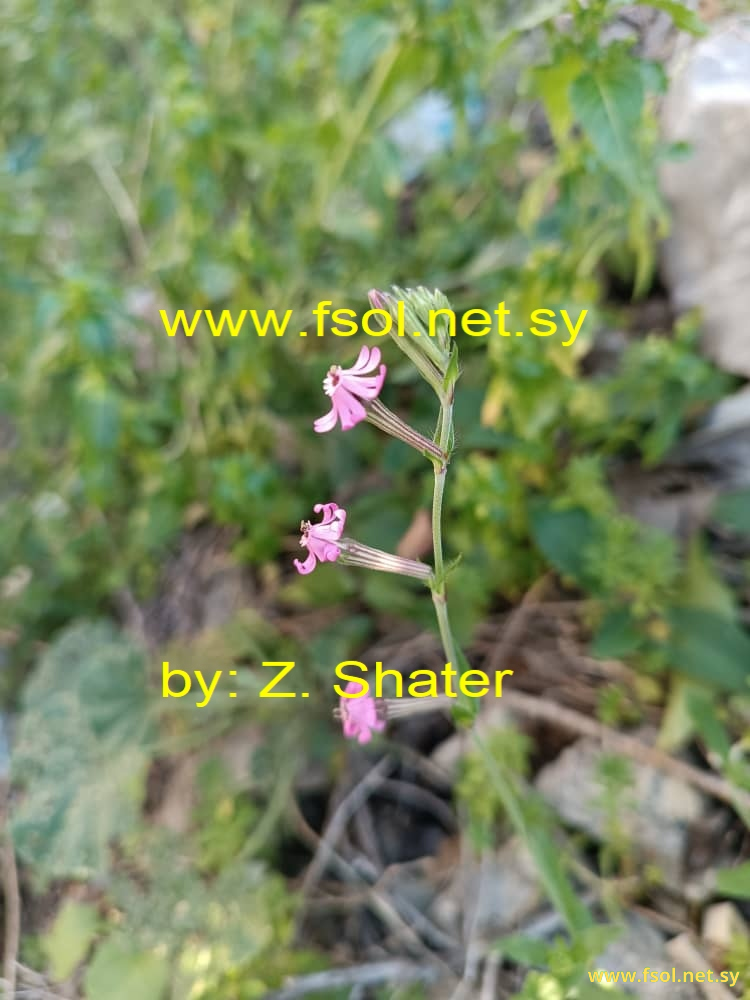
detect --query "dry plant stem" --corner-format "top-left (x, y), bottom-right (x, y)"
top-left (300, 757), bottom-right (395, 899)
top-left (480, 951), bottom-right (500, 1000)
top-left (485, 573), bottom-right (551, 678)
top-left (262, 959), bottom-right (440, 1000)
top-left (450, 848), bottom-right (493, 1000)
top-left (377, 778), bottom-right (457, 831)
top-left (289, 796), bottom-right (458, 971)
top-left (0, 784), bottom-right (19, 1000)
top-left (500, 689), bottom-right (750, 813)
top-left (485, 579), bottom-right (750, 813)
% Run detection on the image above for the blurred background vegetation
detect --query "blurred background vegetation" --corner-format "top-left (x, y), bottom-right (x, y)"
top-left (1, 0), bottom-right (750, 997)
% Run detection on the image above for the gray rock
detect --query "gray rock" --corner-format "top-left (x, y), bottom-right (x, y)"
top-left (595, 916), bottom-right (703, 999)
top-left (432, 838), bottom-right (542, 938)
top-left (534, 737), bottom-right (708, 885)
top-left (661, 17), bottom-right (750, 377)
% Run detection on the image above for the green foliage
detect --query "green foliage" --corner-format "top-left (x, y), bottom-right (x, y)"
top-left (458, 730), bottom-right (592, 934)
top-left (499, 923), bottom-right (628, 999)
top-left (5, 0), bottom-right (748, 992)
top-left (715, 862), bottom-right (750, 900)
top-left (714, 489), bottom-right (750, 537)
top-left (43, 900), bottom-right (100, 982)
top-left (193, 758), bottom-right (258, 874)
top-left (106, 830), bottom-right (298, 999)
top-left (11, 621), bottom-right (156, 885)
top-left (84, 938), bottom-right (170, 1000)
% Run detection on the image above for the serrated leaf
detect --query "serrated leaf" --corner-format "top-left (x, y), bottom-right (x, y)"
top-left (43, 900), bottom-right (100, 982)
top-left (84, 936), bottom-right (169, 1000)
top-left (11, 621), bottom-right (156, 885)
top-left (570, 60), bottom-right (644, 192)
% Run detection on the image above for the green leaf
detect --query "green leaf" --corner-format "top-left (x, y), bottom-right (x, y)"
top-left (474, 734), bottom-right (591, 934)
top-left (570, 59), bottom-right (645, 192)
top-left (529, 504), bottom-right (596, 582)
top-left (84, 936), bottom-right (169, 1000)
top-left (43, 900), bottom-right (100, 982)
top-left (713, 489), bottom-right (750, 536)
top-left (658, 679), bottom-right (699, 753)
top-left (495, 932), bottom-right (549, 966)
top-left (684, 687), bottom-right (732, 761)
top-left (528, 55), bottom-right (585, 144)
top-left (518, 160), bottom-right (564, 233)
top-left (501, 0), bottom-right (569, 35)
top-left (591, 609), bottom-right (643, 659)
top-left (665, 608), bottom-right (750, 694)
top-left (680, 537), bottom-right (737, 619)
top-left (11, 622), bottom-right (156, 885)
top-left (715, 861), bottom-right (750, 899)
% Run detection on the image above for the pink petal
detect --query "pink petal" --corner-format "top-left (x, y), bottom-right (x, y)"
top-left (307, 536), bottom-right (340, 563)
top-left (313, 503), bottom-right (346, 531)
top-left (294, 551), bottom-right (317, 575)
top-left (339, 368), bottom-right (386, 400)
top-left (313, 406), bottom-right (338, 433)
top-left (349, 345), bottom-right (381, 374)
top-left (334, 387), bottom-right (367, 430)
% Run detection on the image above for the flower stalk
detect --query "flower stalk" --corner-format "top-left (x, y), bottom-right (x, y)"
top-left (365, 398), bottom-right (446, 464)
top-left (337, 538), bottom-right (431, 581)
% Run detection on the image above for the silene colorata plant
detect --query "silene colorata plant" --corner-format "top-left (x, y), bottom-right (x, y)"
top-left (292, 287), bottom-right (596, 947)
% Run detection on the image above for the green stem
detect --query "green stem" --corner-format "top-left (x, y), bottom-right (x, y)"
top-left (426, 376), bottom-right (590, 937)
top-left (431, 395), bottom-right (452, 585)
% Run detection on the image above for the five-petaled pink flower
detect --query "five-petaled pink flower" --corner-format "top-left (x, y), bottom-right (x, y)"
top-left (293, 502), bottom-right (346, 575)
top-left (314, 346), bottom-right (386, 433)
top-left (339, 680), bottom-right (386, 744)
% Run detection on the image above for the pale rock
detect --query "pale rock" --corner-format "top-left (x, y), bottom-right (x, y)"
top-left (702, 901), bottom-right (749, 953)
top-left (595, 917), bottom-right (703, 999)
top-left (661, 17), bottom-right (750, 377)
top-left (534, 737), bottom-right (708, 884)
top-left (433, 837), bottom-right (542, 938)
top-left (666, 932), bottom-right (735, 1000)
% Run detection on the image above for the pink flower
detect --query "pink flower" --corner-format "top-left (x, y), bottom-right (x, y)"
top-left (294, 502), bottom-right (346, 575)
top-left (313, 346), bottom-right (386, 433)
top-left (339, 680), bottom-right (386, 744)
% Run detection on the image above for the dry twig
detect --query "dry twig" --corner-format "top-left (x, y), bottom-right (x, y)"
top-left (261, 958), bottom-right (439, 999)
top-left (501, 689), bottom-right (750, 814)
top-left (0, 779), bottom-right (19, 1000)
